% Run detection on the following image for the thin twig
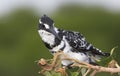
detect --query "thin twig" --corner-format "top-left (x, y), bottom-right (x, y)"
top-left (83, 68), bottom-right (91, 76)
top-left (90, 70), bottom-right (98, 76)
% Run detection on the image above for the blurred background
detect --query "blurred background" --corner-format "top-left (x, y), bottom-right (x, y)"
top-left (0, 0), bottom-right (120, 76)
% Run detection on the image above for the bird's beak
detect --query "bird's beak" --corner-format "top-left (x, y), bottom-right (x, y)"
top-left (49, 28), bottom-right (61, 40)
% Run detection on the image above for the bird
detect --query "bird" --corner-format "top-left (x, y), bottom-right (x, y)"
top-left (38, 15), bottom-right (110, 67)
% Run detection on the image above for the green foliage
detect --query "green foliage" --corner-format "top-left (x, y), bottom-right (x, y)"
top-left (71, 72), bottom-right (79, 76)
top-left (80, 68), bottom-right (87, 76)
top-left (44, 71), bottom-right (61, 76)
top-left (43, 71), bottom-right (79, 76)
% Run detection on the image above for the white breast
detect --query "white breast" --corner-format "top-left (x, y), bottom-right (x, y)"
top-left (38, 30), bottom-right (55, 45)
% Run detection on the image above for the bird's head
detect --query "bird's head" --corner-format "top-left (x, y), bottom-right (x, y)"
top-left (38, 15), bottom-right (61, 40)
top-left (38, 15), bottom-right (54, 30)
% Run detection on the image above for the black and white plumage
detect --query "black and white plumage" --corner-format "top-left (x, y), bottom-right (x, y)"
top-left (38, 15), bottom-right (110, 66)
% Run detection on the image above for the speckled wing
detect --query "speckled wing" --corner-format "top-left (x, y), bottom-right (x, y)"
top-left (64, 31), bottom-right (92, 52)
top-left (63, 30), bottom-right (110, 56)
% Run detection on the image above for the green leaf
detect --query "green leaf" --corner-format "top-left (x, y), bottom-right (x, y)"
top-left (45, 71), bottom-right (52, 76)
top-left (110, 46), bottom-right (118, 56)
top-left (51, 71), bottom-right (61, 76)
top-left (71, 72), bottom-right (79, 76)
top-left (81, 68), bottom-right (87, 76)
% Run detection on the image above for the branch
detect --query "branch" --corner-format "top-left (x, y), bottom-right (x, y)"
top-left (38, 51), bottom-right (120, 76)
top-left (63, 57), bottom-right (120, 73)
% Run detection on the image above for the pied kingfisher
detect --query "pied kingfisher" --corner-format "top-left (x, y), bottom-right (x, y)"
top-left (38, 15), bottom-right (110, 66)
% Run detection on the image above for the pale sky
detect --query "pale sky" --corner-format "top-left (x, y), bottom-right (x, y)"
top-left (0, 0), bottom-right (120, 16)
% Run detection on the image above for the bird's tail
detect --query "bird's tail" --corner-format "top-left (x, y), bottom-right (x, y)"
top-left (91, 47), bottom-right (110, 57)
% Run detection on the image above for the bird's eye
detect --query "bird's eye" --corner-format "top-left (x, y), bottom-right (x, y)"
top-left (40, 24), bottom-right (45, 29)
